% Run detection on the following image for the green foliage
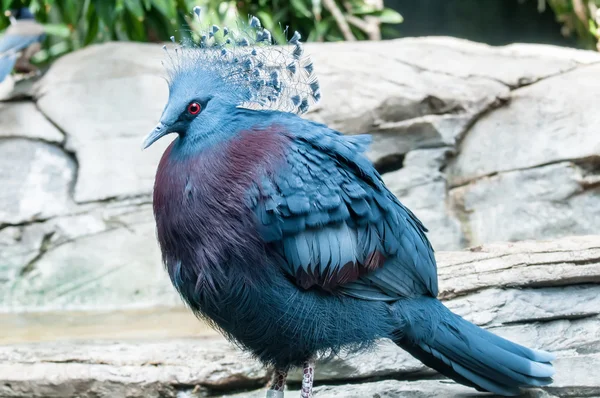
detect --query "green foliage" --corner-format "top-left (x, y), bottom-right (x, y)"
top-left (541, 0), bottom-right (600, 49)
top-left (0, 0), bottom-right (403, 64)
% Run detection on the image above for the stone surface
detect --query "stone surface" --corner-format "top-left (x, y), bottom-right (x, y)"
top-left (0, 102), bottom-right (63, 143)
top-left (448, 64), bottom-right (600, 186)
top-left (0, 139), bottom-right (75, 225)
top-left (449, 161), bottom-right (600, 246)
top-left (0, 339), bottom-right (268, 398)
top-left (388, 36), bottom-right (600, 87)
top-left (383, 148), bottom-right (465, 250)
top-left (36, 73), bottom-right (171, 203)
top-left (306, 39), bottom-right (508, 163)
top-left (436, 235), bottom-right (600, 300)
top-left (0, 202), bottom-right (180, 312)
top-left (1, 236), bottom-right (599, 397)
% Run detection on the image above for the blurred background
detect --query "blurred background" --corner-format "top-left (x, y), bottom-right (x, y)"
top-left (1, 1), bottom-right (599, 397)
top-left (1, 0), bottom-right (600, 65)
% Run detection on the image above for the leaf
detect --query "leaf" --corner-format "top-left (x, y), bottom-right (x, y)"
top-left (42, 23), bottom-right (72, 38)
top-left (373, 8), bottom-right (403, 24)
top-left (124, 0), bottom-right (145, 20)
top-left (93, 0), bottom-right (115, 27)
top-left (349, 3), bottom-right (379, 15)
top-left (290, 0), bottom-right (312, 18)
top-left (83, 7), bottom-right (99, 45)
top-left (150, 0), bottom-right (177, 21)
top-left (2, 0), bottom-right (13, 11)
top-left (124, 8), bottom-right (145, 40)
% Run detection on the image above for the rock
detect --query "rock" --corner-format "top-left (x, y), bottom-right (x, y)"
top-left (436, 235), bottom-right (600, 299)
top-left (267, 355), bottom-right (600, 398)
top-left (34, 42), bottom-right (165, 88)
top-left (2, 235), bottom-right (599, 398)
top-left (387, 37), bottom-right (600, 88)
top-left (446, 285), bottom-right (600, 327)
top-left (306, 40), bottom-right (508, 161)
top-left (449, 162), bottom-right (600, 245)
top-left (0, 339), bottom-right (268, 398)
top-left (383, 148), bottom-right (465, 250)
top-left (0, 203), bottom-right (180, 312)
top-left (0, 139), bottom-right (75, 225)
top-left (36, 73), bottom-right (171, 203)
top-left (448, 64), bottom-right (600, 186)
top-left (0, 102), bottom-right (63, 143)
top-left (222, 380), bottom-right (475, 398)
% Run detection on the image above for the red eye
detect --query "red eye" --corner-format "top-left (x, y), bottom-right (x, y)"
top-left (187, 102), bottom-right (201, 115)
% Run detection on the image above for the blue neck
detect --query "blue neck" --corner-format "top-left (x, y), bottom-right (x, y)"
top-left (169, 108), bottom-right (288, 160)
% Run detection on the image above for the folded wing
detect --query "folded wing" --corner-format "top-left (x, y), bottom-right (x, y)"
top-left (247, 123), bottom-right (439, 300)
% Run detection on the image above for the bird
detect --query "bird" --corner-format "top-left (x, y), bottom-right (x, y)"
top-left (142, 12), bottom-right (555, 398)
top-left (0, 7), bottom-right (45, 83)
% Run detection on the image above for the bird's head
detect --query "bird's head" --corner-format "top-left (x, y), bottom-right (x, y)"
top-left (142, 14), bottom-right (320, 151)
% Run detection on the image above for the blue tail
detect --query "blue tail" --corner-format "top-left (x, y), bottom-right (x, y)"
top-left (0, 52), bottom-right (17, 83)
top-left (392, 297), bottom-right (555, 396)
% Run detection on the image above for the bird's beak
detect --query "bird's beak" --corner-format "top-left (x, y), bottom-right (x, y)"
top-left (142, 122), bottom-right (169, 150)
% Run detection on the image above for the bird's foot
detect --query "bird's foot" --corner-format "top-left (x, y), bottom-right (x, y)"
top-left (266, 368), bottom-right (287, 397)
top-left (300, 361), bottom-right (315, 398)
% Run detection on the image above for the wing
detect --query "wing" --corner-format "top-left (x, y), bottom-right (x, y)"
top-left (248, 123), bottom-right (438, 300)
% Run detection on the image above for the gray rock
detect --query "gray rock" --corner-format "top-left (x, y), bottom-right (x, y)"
top-left (1, 204), bottom-right (179, 312)
top-left (224, 380), bottom-right (476, 398)
top-left (383, 148), bottom-right (464, 250)
top-left (306, 40), bottom-right (508, 162)
top-left (436, 235), bottom-right (600, 300)
top-left (2, 236), bottom-right (599, 398)
top-left (448, 162), bottom-right (600, 246)
top-left (0, 139), bottom-right (75, 225)
top-left (297, 354), bottom-right (600, 397)
top-left (36, 73), bottom-right (171, 203)
top-left (0, 339), bottom-right (267, 398)
top-left (446, 285), bottom-right (600, 327)
top-left (0, 102), bottom-right (63, 143)
top-left (388, 37), bottom-right (600, 88)
top-left (492, 316), bottom-right (600, 355)
top-left (448, 64), bottom-right (600, 186)
top-left (34, 42), bottom-right (166, 89)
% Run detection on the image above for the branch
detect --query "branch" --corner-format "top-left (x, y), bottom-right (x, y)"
top-left (322, 0), bottom-right (356, 41)
top-left (346, 15), bottom-right (380, 40)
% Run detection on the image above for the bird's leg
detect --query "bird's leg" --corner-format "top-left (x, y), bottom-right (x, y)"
top-left (300, 360), bottom-right (315, 398)
top-left (266, 369), bottom-right (287, 398)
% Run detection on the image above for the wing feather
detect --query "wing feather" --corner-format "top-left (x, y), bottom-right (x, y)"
top-left (249, 122), bottom-right (438, 299)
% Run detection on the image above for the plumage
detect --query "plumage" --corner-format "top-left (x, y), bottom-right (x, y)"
top-left (0, 8), bottom-right (45, 83)
top-left (143, 13), bottom-right (555, 398)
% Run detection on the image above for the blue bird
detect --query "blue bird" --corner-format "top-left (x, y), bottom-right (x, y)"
top-left (0, 8), bottom-right (45, 83)
top-left (143, 15), bottom-right (555, 398)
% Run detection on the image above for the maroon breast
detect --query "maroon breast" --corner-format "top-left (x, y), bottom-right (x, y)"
top-left (151, 127), bottom-right (290, 277)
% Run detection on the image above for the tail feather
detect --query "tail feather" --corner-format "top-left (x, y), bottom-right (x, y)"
top-left (393, 297), bottom-right (555, 397)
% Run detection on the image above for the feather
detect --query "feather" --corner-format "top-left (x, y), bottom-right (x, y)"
top-left (161, 15), bottom-right (320, 115)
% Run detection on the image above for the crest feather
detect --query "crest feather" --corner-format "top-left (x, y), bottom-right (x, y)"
top-left (163, 14), bottom-right (320, 115)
